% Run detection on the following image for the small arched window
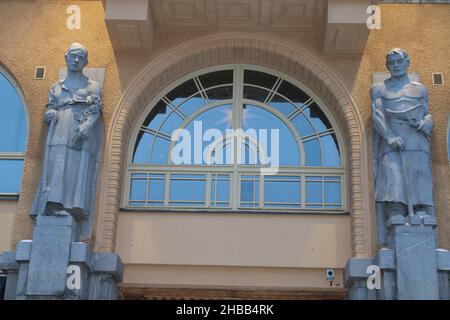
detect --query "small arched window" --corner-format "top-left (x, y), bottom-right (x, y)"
top-left (0, 68), bottom-right (28, 195)
top-left (126, 66), bottom-right (345, 212)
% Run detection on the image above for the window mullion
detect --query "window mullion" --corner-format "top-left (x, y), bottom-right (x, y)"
top-left (164, 173), bottom-right (170, 206)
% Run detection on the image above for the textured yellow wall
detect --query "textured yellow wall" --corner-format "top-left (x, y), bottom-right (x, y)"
top-left (0, 1), bottom-right (449, 258)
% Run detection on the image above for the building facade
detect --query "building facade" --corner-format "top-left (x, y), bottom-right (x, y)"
top-left (0, 0), bottom-right (450, 300)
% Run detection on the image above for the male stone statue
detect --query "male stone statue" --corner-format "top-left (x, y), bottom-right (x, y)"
top-left (371, 48), bottom-right (434, 226)
top-left (31, 43), bottom-right (103, 221)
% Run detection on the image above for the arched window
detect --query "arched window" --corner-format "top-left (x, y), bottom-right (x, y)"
top-left (0, 68), bottom-right (28, 196)
top-left (126, 66), bottom-right (345, 212)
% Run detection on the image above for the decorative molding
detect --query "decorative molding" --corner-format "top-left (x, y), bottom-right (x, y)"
top-left (95, 33), bottom-right (372, 259)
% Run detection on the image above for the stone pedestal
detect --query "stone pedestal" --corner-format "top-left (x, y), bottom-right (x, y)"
top-left (0, 215), bottom-right (123, 300)
top-left (389, 223), bottom-right (439, 299)
top-left (345, 216), bottom-right (450, 300)
top-left (26, 215), bottom-right (78, 297)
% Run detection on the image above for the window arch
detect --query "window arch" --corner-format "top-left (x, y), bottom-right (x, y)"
top-left (126, 66), bottom-right (345, 212)
top-left (0, 67), bottom-right (28, 195)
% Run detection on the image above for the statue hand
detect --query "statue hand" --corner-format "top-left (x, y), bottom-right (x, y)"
top-left (417, 116), bottom-right (433, 136)
top-left (387, 136), bottom-right (405, 151)
top-left (73, 124), bottom-right (88, 144)
top-left (44, 110), bottom-right (58, 124)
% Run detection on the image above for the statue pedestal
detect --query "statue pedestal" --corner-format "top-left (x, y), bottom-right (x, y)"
top-left (389, 223), bottom-right (439, 299)
top-left (26, 215), bottom-right (78, 297)
top-left (0, 214), bottom-right (123, 300)
top-left (345, 216), bottom-right (450, 300)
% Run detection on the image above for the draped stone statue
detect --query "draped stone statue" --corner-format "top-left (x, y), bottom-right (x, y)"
top-left (31, 43), bottom-right (103, 226)
top-left (371, 48), bottom-right (434, 230)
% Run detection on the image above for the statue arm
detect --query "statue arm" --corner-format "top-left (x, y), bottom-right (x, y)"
top-left (371, 86), bottom-right (395, 140)
top-left (418, 86), bottom-right (433, 136)
top-left (73, 92), bottom-right (103, 142)
top-left (44, 87), bottom-right (58, 124)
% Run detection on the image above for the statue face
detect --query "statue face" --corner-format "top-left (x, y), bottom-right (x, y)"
top-left (386, 54), bottom-right (409, 77)
top-left (65, 50), bottom-right (88, 72)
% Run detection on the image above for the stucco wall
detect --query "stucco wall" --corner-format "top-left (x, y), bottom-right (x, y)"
top-left (0, 201), bottom-right (17, 254)
top-left (0, 1), bottom-right (449, 290)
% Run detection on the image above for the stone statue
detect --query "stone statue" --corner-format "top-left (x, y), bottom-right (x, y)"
top-left (371, 48), bottom-right (434, 231)
top-left (31, 43), bottom-right (103, 224)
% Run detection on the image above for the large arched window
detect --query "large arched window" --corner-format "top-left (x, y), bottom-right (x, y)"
top-left (0, 68), bottom-right (28, 196)
top-left (126, 66), bottom-right (345, 212)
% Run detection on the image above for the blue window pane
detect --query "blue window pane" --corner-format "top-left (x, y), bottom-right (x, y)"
top-left (143, 100), bottom-right (169, 131)
top-left (0, 73), bottom-right (27, 152)
top-left (324, 179), bottom-right (341, 205)
top-left (242, 105), bottom-right (300, 166)
top-left (211, 174), bottom-right (230, 207)
top-left (169, 174), bottom-right (206, 206)
top-left (178, 95), bottom-right (206, 117)
top-left (321, 134), bottom-right (341, 167)
top-left (130, 177), bottom-right (146, 201)
top-left (133, 132), bottom-right (152, 163)
top-left (268, 94), bottom-right (297, 118)
top-left (183, 104), bottom-right (233, 165)
top-left (264, 176), bottom-right (301, 207)
top-left (150, 137), bottom-right (171, 164)
top-left (240, 176), bottom-right (259, 207)
top-left (306, 176), bottom-right (323, 205)
top-left (304, 138), bottom-right (322, 166)
top-left (292, 113), bottom-right (315, 138)
top-left (304, 104), bottom-right (332, 132)
top-left (0, 160), bottom-right (24, 194)
top-left (148, 174), bottom-right (165, 205)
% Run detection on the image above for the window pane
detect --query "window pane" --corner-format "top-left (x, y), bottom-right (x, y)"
top-left (198, 70), bottom-right (233, 88)
top-left (0, 160), bottom-right (24, 194)
top-left (159, 111), bottom-right (185, 137)
top-left (0, 73), bottom-right (27, 152)
top-left (242, 105), bottom-right (299, 166)
top-left (240, 175), bottom-right (259, 207)
top-left (170, 174), bottom-right (206, 206)
top-left (243, 85), bottom-right (270, 102)
top-left (306, 176), bottom-right (323, 207)
top-left (268, 94), bottom-right (297, 117)
top-left (148, 174), bottom-right (165, 205)
top-left (143, 100), bottom-right (170, 131)
top-left (321, 134), bottom-right (341, 167)
top-left (183, 104), bottom-right (232, 165)
top-left (276, 80), bottom-right (310, 104)
top-left (264, 176), bottom-right (301, 208)
top-left (304, 138), bottom-right (322, 166)
top-left (166, 79), bottom-right (198, 103)
top-left (305, 103), bottom-right (332, 132)
top-left (244, 70), bottom-right (278, 89)
top-left (130, 176), bottom-right (146, 201)
top-left (205, 86), bottom-right (233, 101)
top-left (177, 95), bottom-right (206, 117)
top-left (133, 132), bottom-right (152, 163)
top-left (324, 177), bottom-right (341, 205)
top-left (211, 174), bottom-right (230, 207)
top-left (291, 113), bottom-right (315, 137)
top-left (150, 137), bottom-right (170, 164)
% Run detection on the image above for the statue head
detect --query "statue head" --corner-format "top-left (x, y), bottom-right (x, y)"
top-left (386, 48), bottom-right (410, 77)
top-left (65, 43), bottom-right (88, 72)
